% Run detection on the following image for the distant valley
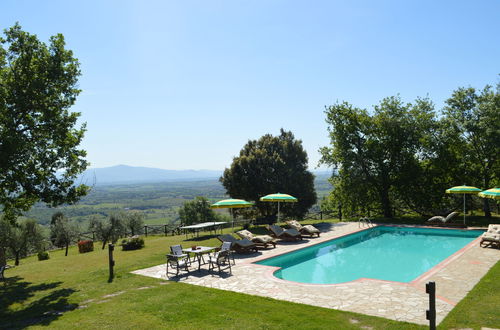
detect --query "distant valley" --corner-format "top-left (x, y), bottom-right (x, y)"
top-left (78, 165), bottom-right (223, 185)
top-left (27, 166), bottom-right (333, 226)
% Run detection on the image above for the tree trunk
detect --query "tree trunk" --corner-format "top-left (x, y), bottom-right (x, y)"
top-left (102, 240), bottom-right (107, 250)
top-left (380, 188), bottom-right (393, 218)
top-left (15, 252), bottom-right (20, 266)
top-left (65, 243), bottom-right (69, 256)
top-left (0, 247), bottom-right (6, 266)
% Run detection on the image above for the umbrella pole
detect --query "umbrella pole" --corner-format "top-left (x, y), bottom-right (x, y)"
top-left (463, 194), bottom-right (466, 226)
top-left (277, 201), bottom-right (280, 223)
top-left (231, 209), bottom-right (234, 232)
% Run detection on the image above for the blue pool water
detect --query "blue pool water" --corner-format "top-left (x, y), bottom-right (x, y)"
top-left (256, 226), bottom-right (483, 284)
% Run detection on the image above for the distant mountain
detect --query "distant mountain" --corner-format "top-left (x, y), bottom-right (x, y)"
top-left (77, 165), bottom-right (222, 186)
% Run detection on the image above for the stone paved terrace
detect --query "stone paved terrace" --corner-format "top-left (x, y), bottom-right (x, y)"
top-left (132, 222), bottom-right (500, 325)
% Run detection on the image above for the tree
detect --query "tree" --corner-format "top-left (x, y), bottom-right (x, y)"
top-left (3, 218), bottom-right (44, 265)
top-left (0, 23), bottom-right (89, 222)
top-left (178, 197), bottom-right (218, 226)
top-left (50, 212), bottom-right (79, 256)
top-left (0, 216), bottom-right (11, 265)
top-left (320, 97), bottom-right (436, 218)
top-left (124, 211), bottom-right (144, 236)
top-left (221, 129), bottom-right (317, 220)
top-left (442, 84), bottom-right (500, 217)
top-left (89, 213), bottom-right (127, 249)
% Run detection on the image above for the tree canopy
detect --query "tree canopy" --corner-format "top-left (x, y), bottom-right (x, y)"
top-left (220, 129), bottom-right (317, 220)
top-left (320, 83), bottom-right (500, 218)
top-left (0, 23), bottom-right (89, 221)
top-left (442, 84), bottom-right (500, 217)
top-left (50, 212), bottom-right (79, 256)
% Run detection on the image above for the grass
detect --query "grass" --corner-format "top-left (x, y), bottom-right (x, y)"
top-left (439, 258), bottom-right (500, 329)
top-left (0, 219), bottom-right (498, 329)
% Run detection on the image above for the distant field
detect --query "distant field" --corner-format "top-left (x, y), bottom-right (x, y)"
top-left (24, 174), bottom-right (332, 228)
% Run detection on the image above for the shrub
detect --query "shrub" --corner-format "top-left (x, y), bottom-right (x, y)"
top-left (78, 240), bottom-right (94, 253)
top-left (37, 251), bottom-right (50, 261)
top-left (121, 235), bottom-right (145, 251)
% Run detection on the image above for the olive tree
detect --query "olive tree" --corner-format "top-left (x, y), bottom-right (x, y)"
top-left (178, 197), bottom-right (218, 226)
top-left (50, 212), bottom-right (79, 256)
top-left (89, 213), bottom-right (127, 249)
top-left (124, 211), bottom-right (144, 236)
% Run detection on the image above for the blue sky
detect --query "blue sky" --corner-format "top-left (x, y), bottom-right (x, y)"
top-left (2, 0), bottom-right (499, 170)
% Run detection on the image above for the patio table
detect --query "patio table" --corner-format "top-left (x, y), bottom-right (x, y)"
top-left (180, 222), bottom-right (227, 238)
top-left (182, 246), bottom-right (216, 271)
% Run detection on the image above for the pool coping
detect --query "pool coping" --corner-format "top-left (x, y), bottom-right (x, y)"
top-left (249, 225), bottom-right (483, 306)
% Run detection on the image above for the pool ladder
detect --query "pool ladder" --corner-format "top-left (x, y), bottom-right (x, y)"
top-left (358, 217), bottom-right (374, 228)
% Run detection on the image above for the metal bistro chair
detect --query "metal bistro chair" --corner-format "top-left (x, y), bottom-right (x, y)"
top-left (166, 245), bottom-right (190, 277)
top-left (207, 245), bottom-right (232, 275)
top-left (219, 241), bottom-right (235, 265)
top-left (170, 244), bottom-right (192, 265)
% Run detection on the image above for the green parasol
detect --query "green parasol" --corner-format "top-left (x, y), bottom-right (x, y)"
top-left (210, 199), bottom-right (253, 230)
top-left (445, 185), bottom-right (481, 226)
top-left (478, 188), bottom-right (500, 200)
top-left (259, 193), bottom-right (298, 223)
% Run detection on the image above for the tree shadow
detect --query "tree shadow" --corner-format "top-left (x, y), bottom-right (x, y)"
top-left (0, 276), bottom-right (78, 329)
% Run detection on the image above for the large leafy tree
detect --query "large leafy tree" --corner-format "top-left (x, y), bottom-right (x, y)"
top-left (442, 83), bottom-right (500, 217)
top-left (221, 129), bottom-right (317, 220)
top-left (0, 23), bottom-right (89, 222)
top-left (320, 96), bottom-right (436, 218)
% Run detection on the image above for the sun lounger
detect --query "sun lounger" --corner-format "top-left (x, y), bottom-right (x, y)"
top-left (217, 234), bottom-right (258, 253)
top-left (267, 225), bottom-right (302, 241)
top-left (480, 224), bottom-right (500, 248)
top-left (286, 220), bottom-right (320, 237)
top-left (426, 212), bottom-right (461, 227)
top-left (236, 230), bottom-right (277, 249)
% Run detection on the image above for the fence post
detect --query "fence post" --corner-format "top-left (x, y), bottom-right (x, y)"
top-left (426, 281), bottom-right (436, 330)
top-left (320, 211), bottom-right (323, 220)
top-left (164, 224), bottom-right (167, 236)
top-left (108, 243), bottom-right (115, 282)
top-left (144, 225), bottom-right (148, 237)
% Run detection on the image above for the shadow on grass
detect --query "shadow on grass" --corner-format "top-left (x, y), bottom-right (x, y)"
top-left (0, 276), bottom-right (78, 329)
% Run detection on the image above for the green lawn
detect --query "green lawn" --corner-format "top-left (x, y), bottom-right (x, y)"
top-left (439, 257), bottom-right (500, 329)
top-left (0, 220), bottom-right (497, 329)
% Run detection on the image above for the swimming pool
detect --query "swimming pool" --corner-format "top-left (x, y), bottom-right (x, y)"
top-left (256, 226), bottom-right (483, 284)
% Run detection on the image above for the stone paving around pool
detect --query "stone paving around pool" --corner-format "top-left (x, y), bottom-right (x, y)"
top-left (131, 222), bottom-right (500, 325)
